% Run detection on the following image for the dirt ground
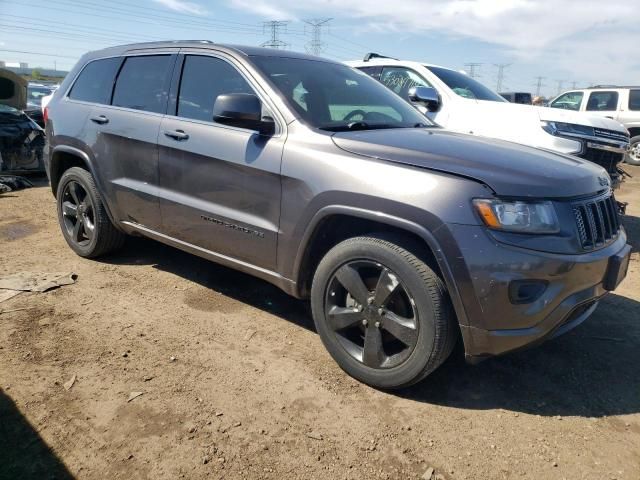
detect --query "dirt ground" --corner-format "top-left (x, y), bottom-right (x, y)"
top-left (1, 166), bottom-right (639, 480)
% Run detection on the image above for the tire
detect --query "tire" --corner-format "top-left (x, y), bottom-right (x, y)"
top-left (311, 234), bottom-right (457, 389)
top-left (625, 135), bottom-right (640, 166)
top-left (56, 167), bottom-right (125, 258)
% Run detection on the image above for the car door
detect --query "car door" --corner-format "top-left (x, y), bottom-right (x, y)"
top-left (583, 90), bottom-right (620, 120)
top-left (90, 51), bottom-right (177, 231)
top-left (157, 52), bottom-right (284, 271)
top-left (616, 89), bottom-right (639, 128)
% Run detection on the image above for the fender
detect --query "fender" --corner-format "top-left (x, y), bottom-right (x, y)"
top-left (291, 205), bottom-right (470, 327)
top-left (50, 144), bottom-right (122, 231)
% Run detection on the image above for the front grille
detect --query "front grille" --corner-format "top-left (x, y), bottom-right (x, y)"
top-left (593, 128), bottom-right (629, 143)
top-left (578, 147), bottom-right (624, 174)
top-left (572, 193), bottom-right (620, 250)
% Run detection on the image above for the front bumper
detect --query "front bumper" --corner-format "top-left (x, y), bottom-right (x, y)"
top-left (436, 223), bottom-right (630, 360)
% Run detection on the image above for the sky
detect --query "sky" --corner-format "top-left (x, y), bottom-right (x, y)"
top-left (0, 0), bottom-right (638, 98)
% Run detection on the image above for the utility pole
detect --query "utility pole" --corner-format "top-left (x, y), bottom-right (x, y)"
top-left (494, 63), bottom-right (510, 92)
top-left (556, 79), bottom-right (565, 95)
top-left (534, 76), bottom-right (545, 96)
top-left (304, 18), bottom-right (332, 56)
top-left (261, 21), bottom-right (290, 49)
top-left (464, 62), bottom-right (482, 79)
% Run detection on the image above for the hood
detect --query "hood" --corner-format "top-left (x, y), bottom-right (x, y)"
top-left (0, 69), bottom-right (27, 111)
top-left (477, 100), bottom-right (626, 132)
top-left (332, 128), bottom-right (609, 198)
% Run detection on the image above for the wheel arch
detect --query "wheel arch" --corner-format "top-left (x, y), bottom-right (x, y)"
top-left (49, 145), bottom-right (121, 230)
top-left (626, 127), bottom-right (640, 138)
top-left (291, 206), bottom-right (469, 327)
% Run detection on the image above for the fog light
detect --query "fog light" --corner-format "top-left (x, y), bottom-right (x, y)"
top-left (508, 280), bottom-right (548, 304)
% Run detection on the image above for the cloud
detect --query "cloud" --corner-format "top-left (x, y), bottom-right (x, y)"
top-left (229, 0), bottom-right (639, 83)
top-left (152, 0), bottom-right (207, 15)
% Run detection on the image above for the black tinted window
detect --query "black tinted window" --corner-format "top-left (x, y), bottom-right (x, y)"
top-left (586, 91), bottom-right (618, 111)
top-left (112, 55), bottom-right (173, 114)
top-left (178, 55), bottom-right (253, 122)
top-left (69, 57), bottom-right (121, 104)
top-left (629, 90), bottom-right (640, 111)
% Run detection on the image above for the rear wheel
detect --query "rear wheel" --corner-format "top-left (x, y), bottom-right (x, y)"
top-left (625, 136), bottom-right (640, 166)
top-left (56, 167), bottom-right (125, 258)
top-left (311, 235), bottom-right (457, 389)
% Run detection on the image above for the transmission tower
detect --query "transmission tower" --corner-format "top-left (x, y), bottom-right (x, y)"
top-left (571, 81), bottom-right (578, 89)
top-left (494, 63), bottom-right (510, 92)
top-left (304, 18), bottom-right (332, 56)
top-left (556, 79), bottom-right (565, 95)
top-left (261, 21), bottom-right (290, 49)
top-left (534, 76), bottom-right (545, 96)
top-left (464, 62), bottom-right (482, 78)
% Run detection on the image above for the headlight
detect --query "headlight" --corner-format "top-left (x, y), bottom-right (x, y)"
top-left (540, 121), bottom-right (594, 137)
top-left (473, 199), bottom-right (560, 234)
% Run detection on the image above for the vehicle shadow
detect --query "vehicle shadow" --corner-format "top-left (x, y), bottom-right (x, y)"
top-left (399, 293), bottom-right (640, 418)
top-left (0, 390), bottom-right (74, 479)
top-left (103, 237), bottom-right (640, 418)
top-left (622, 213), bottom-right (639, 253)
top-left (102, 236), bottom-right (315, 332)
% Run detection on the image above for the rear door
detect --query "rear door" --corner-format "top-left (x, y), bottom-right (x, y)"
top-left (157, 51), bottom-right (285, 271)
top-left (583, 90), bottom-right (620, 120)
top-left (90, 51), bottom-right (177, 230)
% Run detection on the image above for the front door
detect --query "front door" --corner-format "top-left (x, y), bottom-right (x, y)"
top-left (158, 53), bottom-right (284, 271)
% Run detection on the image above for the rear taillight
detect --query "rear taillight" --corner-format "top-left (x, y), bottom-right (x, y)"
top-left (43, 106), bottom-right (49, 124)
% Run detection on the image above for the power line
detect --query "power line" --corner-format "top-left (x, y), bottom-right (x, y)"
top-left (464, 63), bottom-right (482, 79)
top-left (261, 21), bottom-right (290, 49)
top-left (0, 49), bottom-right (78, 59)
top-left (304, 18), bottom-right (332, 56)
top-left (494, 63), bottom-right (511, 92)
top-left (534, 76), bottom-right (546, 96)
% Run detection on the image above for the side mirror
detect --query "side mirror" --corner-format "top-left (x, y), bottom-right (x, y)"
top-left (213, 93), bottom-right (275, 135)
top-left (408, 86), bottom-right (441, 112)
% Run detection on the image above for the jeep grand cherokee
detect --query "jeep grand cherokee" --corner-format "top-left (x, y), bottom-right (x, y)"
top-left (44, 42), bottom-right (631, 388)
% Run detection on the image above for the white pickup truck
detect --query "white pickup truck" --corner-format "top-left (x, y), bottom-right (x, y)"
top-left (347, 55), bottom-right (630, 188)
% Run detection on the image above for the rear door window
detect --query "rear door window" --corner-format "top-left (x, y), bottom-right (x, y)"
top-left (586, 91), bottom-right (619, 111)
top-left (112, 55), bottom-right (174, 114)
top-left (68, 57), bottom-right (121, 104)
top-left (629, 90), bottom-right (640, 111)
top-left (177, 55), bottom-right (253, 122)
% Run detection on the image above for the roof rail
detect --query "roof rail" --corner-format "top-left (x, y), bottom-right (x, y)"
top-left (363, 52), bottom-right (398, 62)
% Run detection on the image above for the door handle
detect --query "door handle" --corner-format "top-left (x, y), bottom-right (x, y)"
top-left (164, 129), bottom-right (189, 141)
top-left (90, 115), bottom-right (109, 124)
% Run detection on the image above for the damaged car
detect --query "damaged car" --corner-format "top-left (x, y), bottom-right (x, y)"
top-left (0, 69), bottom-right (46, 174)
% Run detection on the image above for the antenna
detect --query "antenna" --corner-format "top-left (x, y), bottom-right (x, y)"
top-left (261, 21), bottom-right (290, 50)
top-left (304, 18), bottom-right (332, 56)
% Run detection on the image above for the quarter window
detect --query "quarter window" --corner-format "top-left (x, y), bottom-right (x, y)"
top-left (68, 57), bottom-right (121, 104)
top-left (550, 91), bottom-right (583, 111)
top-left (112, 55), bottom-right (173, 114)
top-left (379, 67), bottom-right (432, 101)
top-left (177, 55), bottom-right (253, 122)
top-left (629, 90), bottom-right (640, 111)
top-left (586, 91), bottom-right (619, 111)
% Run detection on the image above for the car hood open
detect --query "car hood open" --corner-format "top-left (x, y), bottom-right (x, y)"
top-left (332, 128), bottom-right (609, 198)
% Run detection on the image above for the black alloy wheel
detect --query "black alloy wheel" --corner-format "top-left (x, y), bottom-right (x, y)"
top-left (61, 180), bottom-right (96, 246)
top-left (325, 260), bottom-right (418, 369)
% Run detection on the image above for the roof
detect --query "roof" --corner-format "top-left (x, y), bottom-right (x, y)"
top-left (83, 41), bottom-right (335, 63)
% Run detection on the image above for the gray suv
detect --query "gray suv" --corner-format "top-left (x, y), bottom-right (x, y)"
top-left (44, 42), bottom-right (631, 389)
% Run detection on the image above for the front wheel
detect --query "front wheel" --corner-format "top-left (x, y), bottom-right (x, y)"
top-left (56, 167), bottom-right (125, 258)
top-left (311, 235), bottom-right (457, 389)
top-left (625, 136), bottom-right (640, 166)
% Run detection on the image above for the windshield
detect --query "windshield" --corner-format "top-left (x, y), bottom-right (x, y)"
top-left (427, 66), bottom-right (506, 102)
top-left (251, 57), bottom-right (432, 131)
top-left (27, 85), bottom-right (53, 106)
